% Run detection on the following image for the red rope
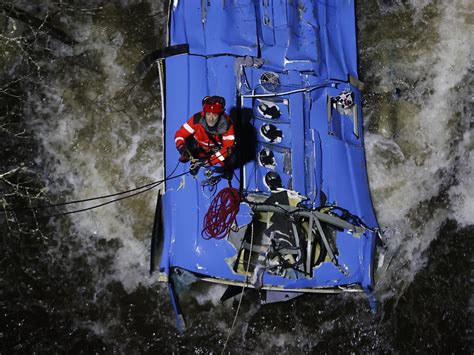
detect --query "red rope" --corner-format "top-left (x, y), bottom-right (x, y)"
top-left (202, 187), bottom-right (240, 240)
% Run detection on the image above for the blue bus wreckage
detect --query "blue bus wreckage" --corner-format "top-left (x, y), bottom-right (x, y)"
top-left (145, 0), bottom-right (380, 330)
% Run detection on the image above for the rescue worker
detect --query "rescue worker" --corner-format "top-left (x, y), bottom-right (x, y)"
top-left (175, 95), bottom-right (235, 175)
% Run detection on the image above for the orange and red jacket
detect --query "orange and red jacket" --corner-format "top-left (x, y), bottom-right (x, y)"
top-left (174, 112), bottom-right (235, 166)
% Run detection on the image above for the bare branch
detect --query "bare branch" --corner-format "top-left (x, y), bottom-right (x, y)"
top-left (1, 4), bottom-right (77, 46)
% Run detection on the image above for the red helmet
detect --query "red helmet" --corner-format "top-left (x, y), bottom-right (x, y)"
top-left (202, 96), bottom-right (225, 114)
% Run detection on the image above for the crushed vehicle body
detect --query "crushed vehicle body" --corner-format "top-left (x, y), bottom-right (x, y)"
top-left (149, 0), bottom-right (380, 330)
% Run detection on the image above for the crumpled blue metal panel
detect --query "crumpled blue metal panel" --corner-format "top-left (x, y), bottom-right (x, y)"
top-left (286, 1), bottom-right (319, 63)
top-left (257, 0), bottom-right (311, 71)
top-left (317, 0), bottom-right (359, 80)
top-left (307, 85), bottom-right (378, 230)
top-left (255, 0), bottom-right (358, 78)
top-left (170, 0), bottom-right (358, 80)
top-left (170, 0), bottom-right (258, 57)
top-left (258, 0), bottom-right (321, 72)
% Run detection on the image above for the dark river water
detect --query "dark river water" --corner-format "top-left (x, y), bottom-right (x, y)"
top-left (1, 0), bottom-right (472, 353)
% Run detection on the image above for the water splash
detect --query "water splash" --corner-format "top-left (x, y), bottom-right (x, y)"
top-left (365, 0), bottom-right (473, 298)
top-left (25, 3), bottom-right (164, 292)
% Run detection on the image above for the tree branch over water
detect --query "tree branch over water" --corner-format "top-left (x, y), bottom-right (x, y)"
top-left (1, 3), bottom-right (77, 46)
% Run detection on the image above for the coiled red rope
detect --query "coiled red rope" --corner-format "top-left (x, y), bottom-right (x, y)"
top-left (202, 187), bottom-right (240, 240)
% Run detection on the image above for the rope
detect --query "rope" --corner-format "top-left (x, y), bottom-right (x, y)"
top-left (5, 161), bottom-right (181, 212)
top-left (7, 162), bottom-right (187, 220)
top-left (221, 223), bottom-right (254, 355)
top-left (42, 176), bottom-right (180, 219)
top-left (41, 163), bottom-right (185, 219)
top-left (202, 187), bottom-right (240, 240)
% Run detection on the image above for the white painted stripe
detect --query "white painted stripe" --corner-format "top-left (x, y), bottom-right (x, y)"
top-left (215, 151), bottom-right (225, 161)
top-left (175, 137), bottom-right (185, 143)
top-left (222, 135), bottom-right (235, 140)
top-left (183, 122), bottom-right (195, 134)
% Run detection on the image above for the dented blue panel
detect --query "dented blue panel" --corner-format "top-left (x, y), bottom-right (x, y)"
top-left (170, 0), bottom-right (358, 79)
top-left (170, 0), bottom-right (258, 56)
top-left (318, 0), bottom-right (358, 80)
top-left (286, 1), bottom-right (320, 62)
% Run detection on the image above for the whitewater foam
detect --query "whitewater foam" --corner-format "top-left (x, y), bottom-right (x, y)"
top-left (366, 0), bottom-right (473, 297)
top-left (25, 12), bottom-right (162, 292)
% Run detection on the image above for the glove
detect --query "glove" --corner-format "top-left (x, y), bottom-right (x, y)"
top-left (177, 145), bottom-right (189, 163)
